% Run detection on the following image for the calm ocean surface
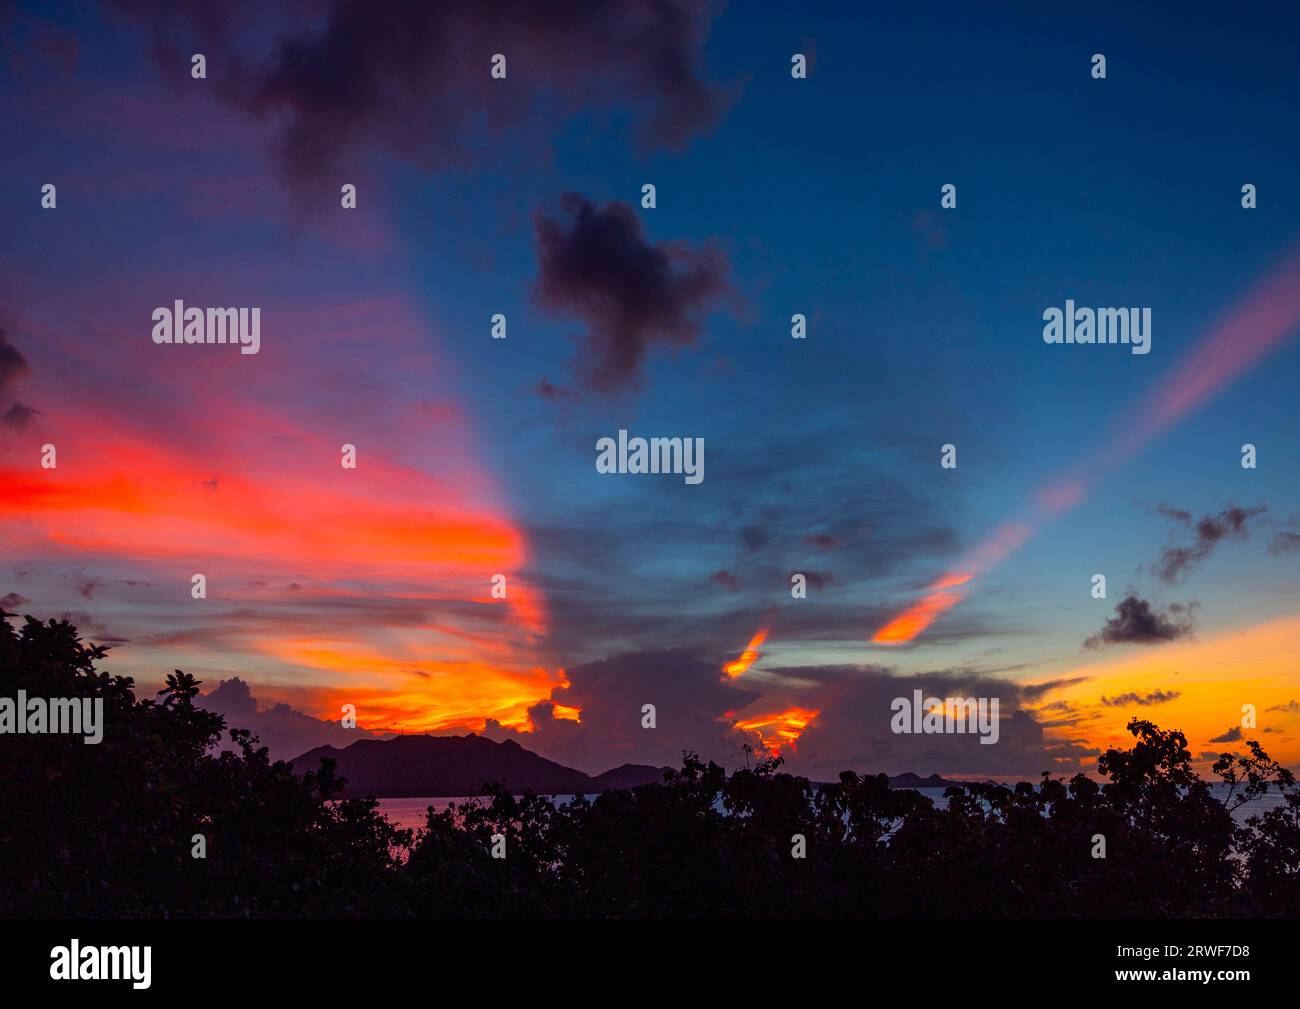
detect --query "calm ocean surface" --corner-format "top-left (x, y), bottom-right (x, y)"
top-left (372, 784), bottom-right (1289, 835)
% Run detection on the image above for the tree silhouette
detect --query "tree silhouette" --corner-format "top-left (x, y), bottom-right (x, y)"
top-left (3, 609), bottom-right (1298, 918)
top-left (0, 610), bottom-right (407, 917)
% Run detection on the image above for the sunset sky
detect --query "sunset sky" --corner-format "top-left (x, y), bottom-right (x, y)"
top-left (2, 1), bottom-right (1298, 780)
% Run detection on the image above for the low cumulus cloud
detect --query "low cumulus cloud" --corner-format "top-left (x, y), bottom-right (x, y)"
top-left (1153, 503), bottom-right (1266, 582)
top-left (1084, 594), bottom-right (1196, 648)
top-left (533, 193), bottom-right (731, 392)
top-left (198, 677), bottom-right (384, 762)
top-left (1208, 726), bottom-right (1244, 744)
top-left (779, 667), bottom-right (1095, 781)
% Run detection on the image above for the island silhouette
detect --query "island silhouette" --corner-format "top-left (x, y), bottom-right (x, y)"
top-left (289, 733), bottom-right (978, 798)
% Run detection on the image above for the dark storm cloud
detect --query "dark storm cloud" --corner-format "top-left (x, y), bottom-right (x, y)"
top-left (1153, 503), bottom-right (1266, 582)
top-left (1099, 689), bottom-right (1180, 707)
top-left (198, 677), bottom-right (384, 762)
top-left (1208, 726), bottom-right (1243, 744)
top-left (1084, 595), bottom-right (1196, 648)
top-left (533, 194), bottom-right (731, 392)
top-left (113, 0), bottom-right (733, 192)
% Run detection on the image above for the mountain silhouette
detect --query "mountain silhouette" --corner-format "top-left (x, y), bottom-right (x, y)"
top-left (290, 733), bottom-right (994, 798)
top-left (289, 732), bottom-right (671, 797)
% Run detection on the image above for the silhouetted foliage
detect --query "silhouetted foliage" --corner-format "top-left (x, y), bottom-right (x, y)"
top-left (0, 611), bottom-right (408, 917)
top-left (2, 610), bottom-right (1297, 918)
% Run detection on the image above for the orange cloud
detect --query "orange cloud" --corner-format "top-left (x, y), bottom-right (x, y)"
top-left (0, 393), bottom-right (557, 733)
top-left (872, 581), bottom-right (969, 644)
top-left (731, 706), bottom-right (819, 755)
top-left (723, 628), bottom-right (767, 677)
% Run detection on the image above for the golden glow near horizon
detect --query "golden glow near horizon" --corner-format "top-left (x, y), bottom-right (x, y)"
top-left (1027, 613), bottom-right (1300, 772)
